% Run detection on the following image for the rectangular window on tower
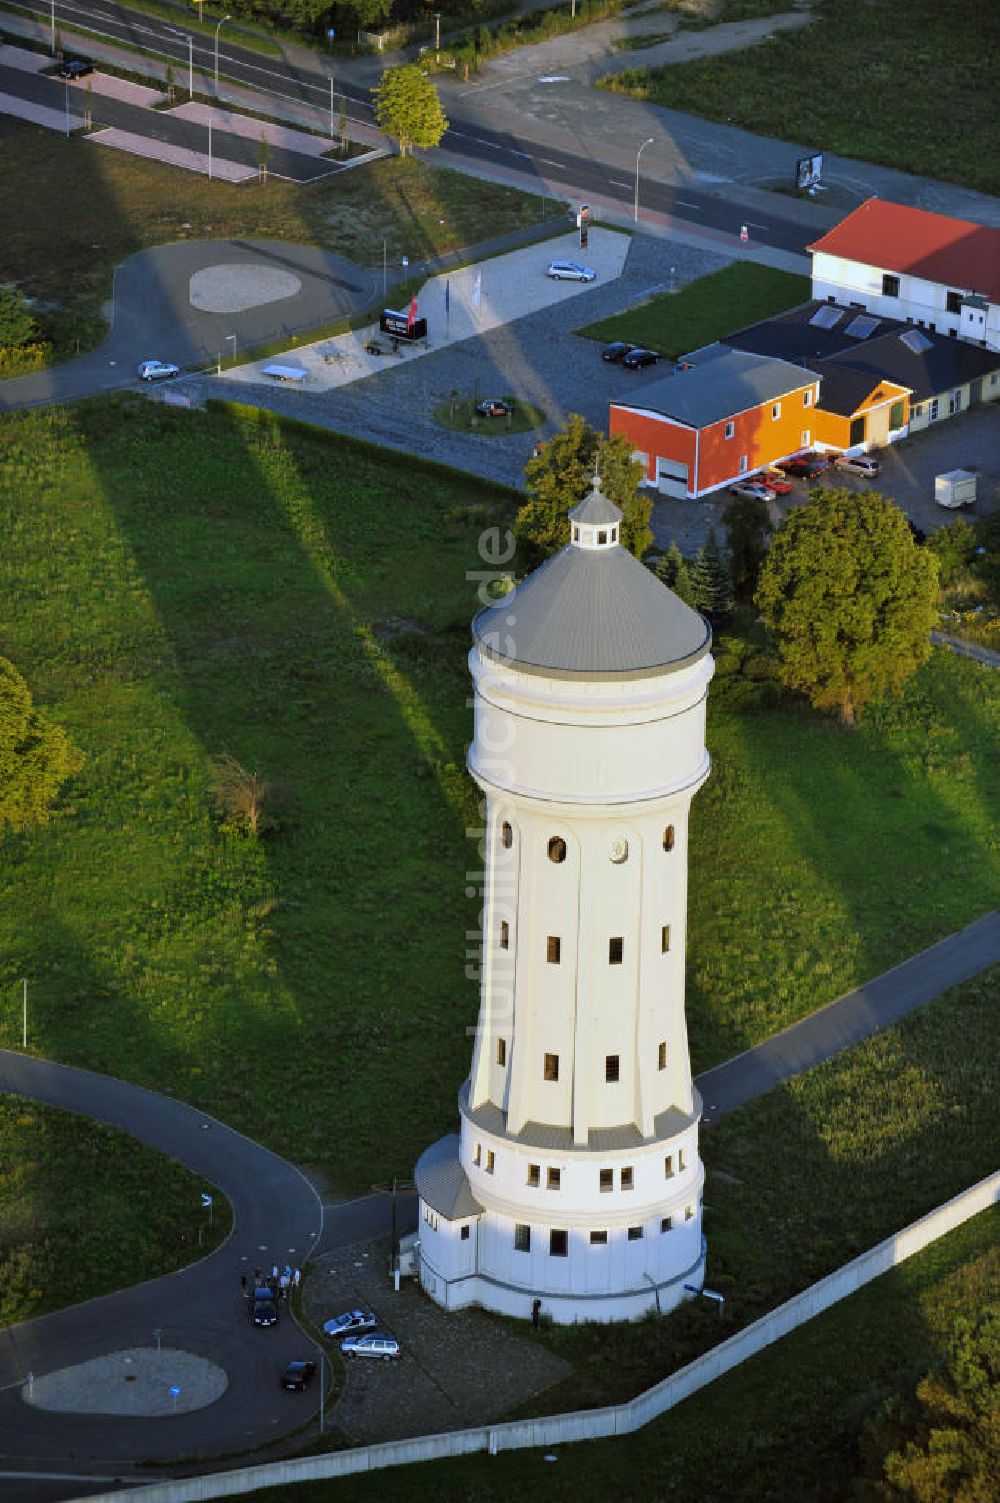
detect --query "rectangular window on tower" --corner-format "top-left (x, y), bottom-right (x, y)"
top-left (486, 1150), bottom-right (495, 1174)
top-left (514, 1224), bottom-right (530, 1252)
top-left (621, 1167), bottom-right (634, 1191)
top-left (609, 936), bottom-right (624, 965)
top-left (658, 1041), bottom-right (667, 1071)
top-left (605, 1054), bottom-right (620, 1083)
top-left (473, 1143), bottom-right (481, 1166)
top-left (665, 1154), bottom-right (674, 1178)
top-left (527, 1163), bottom-right (540, 1187)
top-left (661, 1216), bottom-right (672, 1233)
top-left (499, 920), bottom-right (509, 950)
top-left (678, 1148), bottom-right (686, 1172)
top-left (599, 1168), bottom-right (613, 1193)
top-left (546, 936), bottom-right (561, 964)
top-left (627, 1225), bottom-right (643, 1241)
top-left (544, 1053), bottom-right (559, 1082)
top-left (550, 1229), bottom-right (568, 1257)
top-left (497, 1038), bottom-right (507, 1067)
top-left (661, 924), bottom-right (671, 953)
top-left (590, 1229), bottom-right (608, 1245)
top-left (461, 1224), bottom-right (470, 1241)
top-left (547, 1166), bottom-right (561, 1190)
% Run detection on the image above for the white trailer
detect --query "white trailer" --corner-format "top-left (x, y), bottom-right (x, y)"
top-left (935, 470), bottom-right (977, 509)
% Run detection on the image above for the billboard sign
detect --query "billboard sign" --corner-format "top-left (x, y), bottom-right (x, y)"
top-left (796, 152), bottom-right (824, 191)
top-left (379, 308), bottom-right (428, 341)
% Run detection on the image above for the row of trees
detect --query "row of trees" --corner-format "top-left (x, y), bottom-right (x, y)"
top-left (515, 415), bottom-right (940, 729)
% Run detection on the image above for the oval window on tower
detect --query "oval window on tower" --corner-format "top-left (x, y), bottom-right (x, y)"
top-left (610, 837), bottom-right (628, 864)
top-left (663, 825), bottom-right (675, 852)
top-left (548, 836), bottom-right (567, 864)
top-left (501, 821), bottom-right (513, 849)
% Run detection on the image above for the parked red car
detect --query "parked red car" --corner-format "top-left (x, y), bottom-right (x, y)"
top-left (761, 469), bottom-right (794, 495)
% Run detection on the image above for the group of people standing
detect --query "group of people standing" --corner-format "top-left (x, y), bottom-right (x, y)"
top-left (240, 1263), bottom-right (302, 1301)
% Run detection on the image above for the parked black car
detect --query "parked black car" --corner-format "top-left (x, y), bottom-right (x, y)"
top-left (280, 1360), bottom-right (317, 1391)
top-left (250, 1288), bottom-right (279, 1327)
top-left (58, 58), bottom-right (93, 78)
top-left (601, 342), bottom-right (635, 363)
top-left (622, 347), bottom-right (659, 369)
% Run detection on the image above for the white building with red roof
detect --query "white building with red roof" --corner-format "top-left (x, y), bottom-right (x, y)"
top-left (807, 198), bottom-right (1000, 353)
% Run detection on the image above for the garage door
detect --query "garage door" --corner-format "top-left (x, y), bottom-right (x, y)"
top-left (656, 457), bottom-right (689, 498)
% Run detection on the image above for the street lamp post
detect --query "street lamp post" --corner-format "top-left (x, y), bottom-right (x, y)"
top-left (214, 14), bottom-right (231, 95)
top-left (20, 978), bottom-right (27, 1049)
top-left (634, 136), bottom-right (654, 224)
top-left (226, 333), bottom-right (237, 364)
top-left (186, 34), bottom-right (193, 99)
top-left (434, 11), bottom-right (442, 60)
top-left (208, 115), bottom-right (213, 180)
top-left (50, 0), bottom-right (56, 56)
top-left (64, 78), bottom-right (70, 138)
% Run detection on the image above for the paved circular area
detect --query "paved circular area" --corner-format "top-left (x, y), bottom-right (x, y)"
top-left (22, 1346), bottom-right (228, 1417)
top-left (190, 264), bottom-right (303, 313)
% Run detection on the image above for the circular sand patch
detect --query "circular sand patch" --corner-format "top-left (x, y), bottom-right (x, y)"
top-left (189, 264), bottom-right (302, 313)
top-left (22, 1346), bottom-right (228, 1416)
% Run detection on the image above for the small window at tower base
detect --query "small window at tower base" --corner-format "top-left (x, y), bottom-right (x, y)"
top-left (514, 1224), bottom-right (531, 1252)
top-left (663, 825), bottom-right (675, 852)
top-left (590, 1229), bottom-right (608, 1245)
top-left (544, 1053), bottom-right (559, 1082)
top-left (548, 836), bottom-right (567, 864)
top-left (460, 1224), bottom-right (470, 1240)
top-left (627, 1225), bottom-right (643, 1241)
top-left (550, 1229), bottom-right (568, 1257)
top-left (501, 821), bottom-right (513, 849)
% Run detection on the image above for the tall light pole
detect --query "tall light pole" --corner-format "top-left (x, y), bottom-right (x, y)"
top-left (186, 34), bottom-right (193, 99)
top-left (434, 10), bottom-right (442, 60)
top-left (226, 333), bottom-right (236, 364)
top-left (50, 0), bottom-right (56, 56)
top-left (214, 14), bottom-right (230, 95)
top-left (64, 78), bottom-right (70, 137)
top-left (329, 75), bottom-right (334, 140)
top-left (20, 979), bottom-right (27, 1049)
top-left (634, 136), bottom-right (654, 224)
top-left (207, 115), bottom-right (213, 180)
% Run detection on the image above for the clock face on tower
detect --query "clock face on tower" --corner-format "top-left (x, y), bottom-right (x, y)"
top-left (610, 836), bottom-right (629, 864)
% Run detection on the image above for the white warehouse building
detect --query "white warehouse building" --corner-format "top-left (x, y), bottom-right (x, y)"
top-left (415, 480), bottom-right (715, 1323)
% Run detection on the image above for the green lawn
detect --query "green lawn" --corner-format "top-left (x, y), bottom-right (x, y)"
top-left (576, 262), bottom-right (809, 359)
top-left (599, 1), bottom-right (1000, 197)
top-left (0, 1095), bottom-right (230, 1326)
top-left (1, 398), bottom-right (999, 1193)
top-left (0, 120), bottom-right (559, 361)
top-left (241, 1206), bottom-right (1000, 1501)
top-left (433, 396), bottom-right (548, 435)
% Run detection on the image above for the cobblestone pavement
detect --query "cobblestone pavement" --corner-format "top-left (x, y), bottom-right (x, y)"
top-left (305, 1239), bottom-right (570, 1445)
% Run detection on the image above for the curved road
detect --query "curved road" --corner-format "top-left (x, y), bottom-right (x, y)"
top-left (0, 1051), bottom-right (323, 1481)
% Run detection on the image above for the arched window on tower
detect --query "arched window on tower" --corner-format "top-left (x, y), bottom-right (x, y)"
top-left (663, 824), bottom-right (675, 852)
top-left (548, 836), bottom-right (567, 863)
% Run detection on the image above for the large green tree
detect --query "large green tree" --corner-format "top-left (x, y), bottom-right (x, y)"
top-left (372, 64), bottom-right (448, 157)
top-left (755, 489), bottom-right (938, 727)
top-left (0, 657), bottom-right (83, 838)
top-left (517, 413), bottom-right (652, 564)
top-left (722, 491), bottom-right (772, 602)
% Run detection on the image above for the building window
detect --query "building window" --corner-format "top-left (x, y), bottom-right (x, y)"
top-left (678, 1147), bottom-right (686, 1172)
top-left (665, 1154), bottom-right (674, 1178)
top-left (803, 388), bottom-right (812, 407)
top-left (621, 1166), bottom-right (634, 1191)
top-left (548, 836), bottom-right (567, 864)
top-left (801, 429), bottom-right (811, 447)
top-left (929, 398), bottom-right (939, 421)
top-left (913, 403), bottom-right (923, 418)
top-left (461, 1224), bottom-right (470, 1241)
top-left (527, 1163), bottom-right (540, 1187)
top-left (499, 919), bottom-right (509, 950)
top-left (889, 400), bottom-right (905, 430)
top-left (547, 936), bottom-right (561, 964)
top-left (598, 530), bottom-right (607, 545)
top-left (771, 401), bottom-right (781, 420)
top-left (547, 1166), bottom-right (561, 1190)
top-left (572, 526), bottom-right (580, 542)
top-left (501, 821), bottom-right (512, 848)
top-left (486, 1150), bottom-right (495, 1174)
top-left (609, 936), bottom-right (623, 966)
top-left (882, 273), bottom-right (900, 297)
top-left (473, 1143), bottom-right (481, 1166)
top-left (514, 1223), bottom-right (531, 1252)
top-left (946, 290), bottom-right (962, 314)
top-left (738, 454), bottom-right (748, 474)
top-left (685, 1204), bottom-right (695, 1221)
top-left (544, 1052), bottom-right (559, 1081)
top-left (606, 1054), bottom-right (620, 1083)
top-left (590, 1229), bottom-right (608, 1245)
top-left (599, 1168), bottom-right (613, 1193)
top-left (661, 1216), bottom-right (672, 1233)
top-left (661, 924), bottom-right (670, 953)
top-left (948, 390), bottom-right (961, 415)
top-left (497, 1038), bottom-right (507, 1067)
top-left (627, 1226), bottom-right (643, 1241)
top-left (550, 1229), bottom-right (568, 1257)
top-left (663, 825), bottom-right (675, 852)
top-left (724, 420), bottom-right (734, 440)
top-left (658, 1041), bottom-right (667, 1071)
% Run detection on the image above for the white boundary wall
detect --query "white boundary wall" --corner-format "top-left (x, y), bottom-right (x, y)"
top-left (73, 1170), bottom-right (1000, 1503)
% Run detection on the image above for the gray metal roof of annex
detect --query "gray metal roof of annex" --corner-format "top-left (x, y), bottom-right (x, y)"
top-left (612, 348), bottom-right (820, 429)
top-left (414, 1134), bottom-right (482, 1222)
top-left (473, 541), bottom-right (712, 680)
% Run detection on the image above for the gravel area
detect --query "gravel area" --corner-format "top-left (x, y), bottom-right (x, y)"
top-left (22, 1346), bottom-right (228, 1416)
top-left (306, 1238), bottom-right (570, 1445)
top-left (190, 264), bottom-right (303, 313)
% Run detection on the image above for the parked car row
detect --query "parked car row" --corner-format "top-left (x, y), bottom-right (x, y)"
top-left (601, 342), bottom-right (660, 369)
top-left (322, 1308), bottom-right (401, 1361)
top-left (729, 450), bottom-right (882, 503)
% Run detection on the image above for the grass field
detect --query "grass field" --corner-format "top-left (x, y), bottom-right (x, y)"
top-left (433, 396), bottom-right (548, 435)
top-left (0, 120), bottom-right (559, 360)
top-left (576, 262), bottom-right (810, 358)
top-left (232, 1205), bottom-right (1000, 1501)
top-left (1, 398), bottom-right (999, 1193)
top-left (599, 1), bottom-right (1000, 197)
top-left (0, 1095), bottom-right (230, 1326)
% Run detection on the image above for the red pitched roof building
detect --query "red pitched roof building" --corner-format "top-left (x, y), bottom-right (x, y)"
top-left (807, 199), bottom-right (1000, 353)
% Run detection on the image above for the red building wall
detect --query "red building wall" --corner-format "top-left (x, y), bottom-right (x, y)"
top-left (608, 407), bottom-right (695, 485)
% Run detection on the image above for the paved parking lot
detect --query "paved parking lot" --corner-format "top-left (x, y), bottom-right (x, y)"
top-left (305, 1238), bottom-right (570, 1445)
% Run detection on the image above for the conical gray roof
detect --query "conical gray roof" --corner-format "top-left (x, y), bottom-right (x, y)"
top-left (569, 477), bottom-right (622, 527)
top-left (473, 543), bottom-right (711, 680)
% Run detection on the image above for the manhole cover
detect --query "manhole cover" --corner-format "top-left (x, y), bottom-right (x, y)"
top-left (124, 1374), bottom-right (137, 1382)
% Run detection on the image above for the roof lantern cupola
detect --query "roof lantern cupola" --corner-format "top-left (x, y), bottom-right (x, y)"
top-left (569, 472), bottom-right (622, 550)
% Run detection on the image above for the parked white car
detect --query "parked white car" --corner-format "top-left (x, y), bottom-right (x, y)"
top-left (341, 1333), bottom-right (400, 1361)
top-left (546, 260), bottom-right (596, 282)
top-left (833, 453), bottom-right (880, 479)
top-left (137, 359), bottom-right (179, 381)
top-left (729, 479), bottom-right (777, 503)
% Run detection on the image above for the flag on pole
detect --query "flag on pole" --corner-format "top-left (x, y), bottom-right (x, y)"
top-left (472, 270), bottom-right (482, 309)
top-left (407, 294), bottom-right (418, 332)
top-left (445, 280), bottom-right (451, 314)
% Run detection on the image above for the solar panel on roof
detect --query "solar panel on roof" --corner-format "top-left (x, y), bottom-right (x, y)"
top-left (899, 327), bottom-right (933, 354)
top-left (808, 305), bottom-right (844, 329)
top-left (844, 314), bottom-right (880, 339)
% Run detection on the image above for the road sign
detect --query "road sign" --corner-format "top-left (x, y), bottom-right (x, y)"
top-left (200, 1193), bottom-right (213, 1208)
top-left (740, 224), bottom-right (749, 244)
top-left (169, 1385), bottom-right (181, 1396)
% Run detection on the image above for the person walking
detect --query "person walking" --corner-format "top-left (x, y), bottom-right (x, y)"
top-left (279, 1272), bottom-right (290, 1300)
top-left (292, 1267), bottom-right (301, 1289)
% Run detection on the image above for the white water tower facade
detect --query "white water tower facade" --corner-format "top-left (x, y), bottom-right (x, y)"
top-left (415, 482), bottom-right (714, 1323)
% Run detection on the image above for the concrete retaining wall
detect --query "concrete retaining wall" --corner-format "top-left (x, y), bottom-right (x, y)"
top-left (73, 1169), bottom-right (1000, 1503)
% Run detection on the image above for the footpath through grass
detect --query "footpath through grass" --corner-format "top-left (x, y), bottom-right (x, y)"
top-left (599, 0), bottom-right (1000, 197)
top-left (0, 1095), bottom-right (230, 1326)
top-left (0, 121), bottom-right (559, 361)
top-left (1, 399), bottom-right (999, 1191)
top-left (576, 261), bottom-right (809, 358)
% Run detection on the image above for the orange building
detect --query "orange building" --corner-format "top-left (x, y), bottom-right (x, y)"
top-left (609, 350), bottom-right (821, 498)
top-left (807, 362), bottom-right (910, 451)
